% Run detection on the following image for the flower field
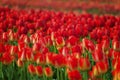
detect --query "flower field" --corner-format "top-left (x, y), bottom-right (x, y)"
top-left (0, 1), bottom-right (120, 80)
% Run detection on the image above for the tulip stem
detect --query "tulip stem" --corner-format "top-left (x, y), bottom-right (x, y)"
top-left (60, 68), bottom-right (63, 80)
top-left (0, 62), bottom-right (3, 79)
top-left (43, 74), bottom-right (46, 80)
top-left (82, 71), bottom-right (88, 80)
top-left (57, 68), bottom-right (60, 80)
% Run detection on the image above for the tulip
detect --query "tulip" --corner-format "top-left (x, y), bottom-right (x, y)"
top-left (68, 70), bottom-right (82, 80)
top-left (52, 54), bottom-right (66, 68)
top-left (79, 57), bottom-right (91, 71)
top-left (55, 36), bottom-right (65, 49)
top-left (1, 52), bottom-right (14, 65)
top-left (96, 61), bottom-right (109, 74)
top-left (112, 39), bottom-right (120, 51)
top-left (92, 48), bottom-right (104, 62)
top-left (67, 56), bottom-right (79, 70)
top-left (28, 64), bottom-right (36, 75)
top-left (82, 38), bottom-right (95, 53)
top-left (67, 36), bottom-right (78, 46)
top-left (44, 67), bottom-right (53, 77)
top-left (17, 59), bottom-right (24, 67)
top-left (35, 66), bottom-right (43, 77)
top-left (34, 53), bottom-right (46, 65)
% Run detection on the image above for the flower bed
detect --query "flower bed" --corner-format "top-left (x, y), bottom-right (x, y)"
top-left (0, 7), bottom-right (120, 80)
top-left (1, 0), bottom-right (120, 15)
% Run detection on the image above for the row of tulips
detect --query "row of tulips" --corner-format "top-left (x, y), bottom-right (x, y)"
top-left (0, 7), bottom-right (120, 80)
top-left (1, 0), bottom-right (120, 14)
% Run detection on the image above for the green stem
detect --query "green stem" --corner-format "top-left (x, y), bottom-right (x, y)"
top-left (64, 68), bottom-right (67, 80)
top-left (57, 68), bottom-right (60, 80)
top-left (0, 62), bottom-right (4, 79)
top-left (60, 68), bottom-right (63, 80)
top-left (82, 71), bottom-right (88, 80)
top-left (43, 74), bottom-right (46, 80)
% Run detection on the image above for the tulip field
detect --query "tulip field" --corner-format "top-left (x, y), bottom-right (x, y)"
top-left (0, 1), bottom-right (120, 80)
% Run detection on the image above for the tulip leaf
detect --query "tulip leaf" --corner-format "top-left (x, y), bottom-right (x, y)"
top-left (49, 45), bottom-right (58, 53)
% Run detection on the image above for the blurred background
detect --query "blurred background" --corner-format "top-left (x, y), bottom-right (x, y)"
top-left (0, 0), bottom-right (120, 15)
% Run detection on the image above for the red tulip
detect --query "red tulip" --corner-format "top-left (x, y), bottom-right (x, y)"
top-left (101, 38), bottom-right (110, 53)
top-left (44, 67), bottom-right (53, 77)
top-left (59, 46), bottom-right (70, 56)
top-left (67, 56), bottom-right (79, 70)
top-left (1, 52), bottom-right (14, 65)
top-left (89, 65), bottom-right (99, 78)
top-left (92, 48), bottom-right (104, 62)
top-left (32, 43), bottom-right (41, 53)
top-left (55, 36), bottom-right (65, 49)
top-left (112, 69), bottom-right (120, 80)
top-left (52, 54), bottom-right (66, 68)
top-left (67, 36), bottom-right (78, 46)
top-left (28, 64), bottom-right (36, 75)
top-left (34, 53), bottom-right (46, 65)
top-left (96, 61), bottom-right (109, 74)
top-left (17, 59), bottom-right (24, 67)
top-left (35, 66), bottom-right (43, 76)
top-left (46, 52), bottom-right (54, 65)
top-left (82, 38), bottom-right (95, 53)
top-left (112, 39), bottom-right (120, 51)
top-left (79, 57), bottom-right (91, 71)
top-left (68, 70), bottom-right (82, 80)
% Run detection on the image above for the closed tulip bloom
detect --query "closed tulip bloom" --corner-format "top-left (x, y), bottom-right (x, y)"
top-left (68, 70), bottom-right (82, 80)
top-left (92, 48), bottom-right (104, 62)
top-left (89, 65), bottom-right (99, 78)
top-left (28, 64), bottom-right (36, 75)
top-left (112, 39), bottom-right (120, 51)
top-left (44, 67), bottom-right (53, 77)
top-left (82, 38), bottom-right (95, 53)
top-left (35, 66), bottom-right (43, 76)
top-left (52, 54), bottom-right (66, 68)
top-left (79, 57), bottom-right (91, 71)
top-left (67, 56), bottom-right (79, 70)
top-left (55, 36), bottom-right (65, 49)
top-left (96, 61), bottom-right (109, 74)
top-left (1, 52), bottom-right (14, 65)
top-left (17, 59), bottom-right (24, 67)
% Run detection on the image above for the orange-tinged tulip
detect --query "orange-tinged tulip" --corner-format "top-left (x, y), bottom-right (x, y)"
top-left (35, 66), bottom-right (43, 76)
top-left (28, 64), bottom-right (36, 75)
top-left (96, 61), bottom-right (109, 74)
top-left (55, 36), bottom-right (65, 49)
top-left (44, 67), bottom-right (53, 77)
top-left (17, 59), bottom-right (24, 67)
top-left (112, 39), bottom-right (120, 51)
top-left (79, 57), bottom-right (91, 71)
top-left (67, 56), bottom-right (79, 70)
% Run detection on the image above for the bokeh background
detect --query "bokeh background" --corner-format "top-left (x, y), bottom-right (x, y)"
top-left (0, 0), bottom-right (120, 15)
